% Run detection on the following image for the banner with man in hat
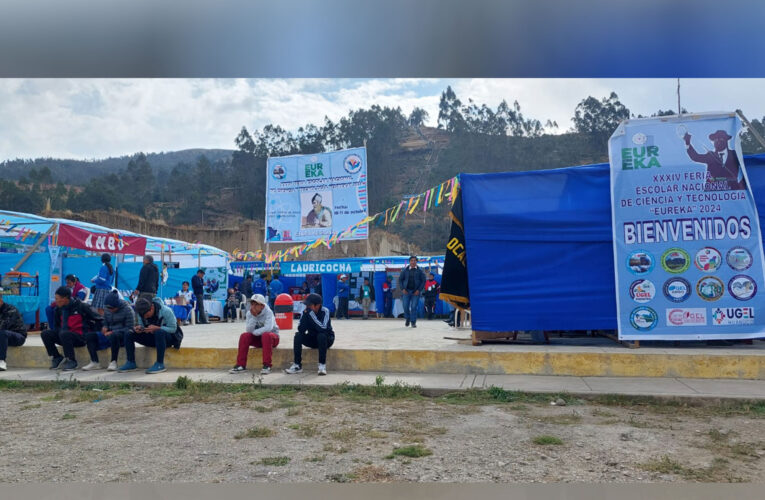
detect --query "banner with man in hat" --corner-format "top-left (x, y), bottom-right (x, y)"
top-left (609, 112), bottom-right (765, 340)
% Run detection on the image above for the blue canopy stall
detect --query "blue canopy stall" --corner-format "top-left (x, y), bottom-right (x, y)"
top-left (455, 153), bottom-right (765, 333)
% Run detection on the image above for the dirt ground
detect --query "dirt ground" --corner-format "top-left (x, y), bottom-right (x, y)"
top-left (1, 380), bottom-right (765, 483)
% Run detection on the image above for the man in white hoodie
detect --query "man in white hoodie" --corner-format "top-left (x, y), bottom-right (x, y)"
top-left (229, 293), bottom-right (280, 374)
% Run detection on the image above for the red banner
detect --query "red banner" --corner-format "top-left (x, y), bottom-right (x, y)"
top-left (57, 224), bottom-right (147, 255)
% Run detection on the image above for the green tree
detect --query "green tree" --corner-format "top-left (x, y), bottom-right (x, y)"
top-left (573, 92), bottom-right (630, 136)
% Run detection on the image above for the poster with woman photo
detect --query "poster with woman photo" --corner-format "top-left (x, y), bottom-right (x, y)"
top-left (301, 190), bottom-right (333, 229)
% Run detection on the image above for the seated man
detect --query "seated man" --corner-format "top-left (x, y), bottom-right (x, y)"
top-left (229, 293), bottom-right (280, 375)
top-left (284, 293), bottom-right (335, 376)
top-left (45, 274), bottom-right (88, 329)
top-left (222, 288), bottom-right (240, 323)
top-left (101, 291), bottom-right (136, 371)
top-left (121, 297), bottom-right (183, 374)
top-left (0, 290), bottom-right (27, 371)
top-left (41, 286), bottom-right (103, 371)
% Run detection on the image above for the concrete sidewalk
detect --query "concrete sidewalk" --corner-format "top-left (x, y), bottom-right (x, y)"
top-left (2, 368), bottom-right (765, 400)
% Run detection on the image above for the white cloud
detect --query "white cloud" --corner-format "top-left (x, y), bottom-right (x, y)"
top-left (1, 78), bottom-right (764, 160)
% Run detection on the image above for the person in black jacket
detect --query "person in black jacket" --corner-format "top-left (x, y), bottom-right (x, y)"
top-left (134, 255), bottom-right (159, 301)
top-left (191, 269), bottom-right (209, 324)
top-left (398, 256), bottom-right (425, 328)
top-left (0, 291), bottom-right (27, 371)
top-left (102, 291), bottom-right (136, 371)
top-left (284, 293), bottom-right (334, 376)
top-left (423, 273), bottom-right (440, 320)
top-left (41, 286), bottom-right (103, 371)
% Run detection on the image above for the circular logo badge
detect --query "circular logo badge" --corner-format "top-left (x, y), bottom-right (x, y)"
top-left (271, 164), bottom-right (286, 180)
top-left (726, 247), bottom-right (753, 271)
top-left (696, 276), bottom-right (725, 302)
top-left (694, 247), bottom-right (722, 272)
top-left (343, 154), bottom-right (363, 174)
top-left (663, 277), bottom-right (691, 303)
top-left (627, 250), bottom-right (655, 275)
top-left (632, 132), bottom-right (647, 145)
top-left (630, 307), bottom-right (658, 331)
top-left (728, 275), bottom-right (757, 301)
top-left (629, 279), bottom-right (656, 303)
top-left (661, 248), bottom-right (690, 274)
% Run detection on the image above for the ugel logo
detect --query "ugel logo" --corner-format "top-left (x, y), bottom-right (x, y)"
top-left (629, 279), bottom-right (655, 303)
top-left (712, 307), bottom-right (755, 326)
top-left (663, 277), bottom-right (691, 303)
top-left (343, 153), bottom-right (363, 174)
top-left (666, 308), bottom-right (707, 327)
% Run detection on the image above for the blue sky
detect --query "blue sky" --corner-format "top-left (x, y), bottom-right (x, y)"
top-left (1, 78), bottom-right (764, 160)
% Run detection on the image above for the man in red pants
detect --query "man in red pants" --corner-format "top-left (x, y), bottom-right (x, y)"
top-left (229, 293), bottom-right (280, 375)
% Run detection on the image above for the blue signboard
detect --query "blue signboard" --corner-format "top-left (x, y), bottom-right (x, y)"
top-left (281, 260), bottom-right (362, 275)
top-left (265, 147), bottom-right (368, 243)
top-left (609, 113), bottom-right (765, 340)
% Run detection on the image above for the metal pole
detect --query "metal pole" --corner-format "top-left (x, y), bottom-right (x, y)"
top-left (677, 78), bottom-right (681, 116)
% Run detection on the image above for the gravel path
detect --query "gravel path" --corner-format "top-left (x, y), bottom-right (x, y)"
top-left (1, 386), bottom-right (764, 483)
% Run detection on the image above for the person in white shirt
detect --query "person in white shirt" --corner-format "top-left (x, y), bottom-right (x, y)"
top-left (229, 294), bottom-right (280, 375)
top-left (175, 281), bottom-right (194, 325)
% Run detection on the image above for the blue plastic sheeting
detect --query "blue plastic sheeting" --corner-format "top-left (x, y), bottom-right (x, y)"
top-left (462, 154), bottom-right (765, 332)
top-left (62, 256), bottom-right (103, 287)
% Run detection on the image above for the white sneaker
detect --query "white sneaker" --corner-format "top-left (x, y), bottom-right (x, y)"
top-left (284, 363), bottom-right (303, 374)
top-left (107, 361), bottom-right (118, 371)
top-left (0, 360), bottom-right (6, 371)
top-left (81, 361), bottom-right (102, 371)
top-left (318, 363), bottom-right (327, 376)
top-left (260, 366), bottom-right (271, 375)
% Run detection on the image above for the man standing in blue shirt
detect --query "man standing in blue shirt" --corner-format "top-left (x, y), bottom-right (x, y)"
top-left (335, 274), bottom-right (350, 319)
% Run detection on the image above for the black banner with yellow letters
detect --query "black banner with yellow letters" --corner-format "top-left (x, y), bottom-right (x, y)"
top-left (440, 186), bottom-right (470, 308)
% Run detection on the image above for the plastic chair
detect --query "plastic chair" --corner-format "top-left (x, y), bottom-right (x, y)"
top-left (453, 308), bottom-right (471, 329)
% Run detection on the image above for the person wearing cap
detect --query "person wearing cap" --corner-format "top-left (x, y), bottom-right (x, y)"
top-left (99, 290), bottom-right (136, 371)
top-left (121, 296), bottom-right (183, 374)
top-left (683, 129), bottom-right (746, 191)
top-left (423, 272), bottom-right (440, 320)
top-left (191, 269), bottom-right (209, 324)
top-left (335, 274), bottom-right (350, 320)
top-left (399, 256), bottom-right (425, 328)
top-left (90, 253), bottom-right (114, 315)
top-left (229, 293), bottom-right (280, 374)
top-left (285, 293), bottom-right (335, 376)
top-left (0, 290), bottom-right (27, 371)
top-left (41, 286), bottom-right (103, 372)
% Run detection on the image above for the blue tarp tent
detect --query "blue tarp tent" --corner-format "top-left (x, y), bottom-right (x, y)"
top-left (461, 153), bottom-right (765, 332)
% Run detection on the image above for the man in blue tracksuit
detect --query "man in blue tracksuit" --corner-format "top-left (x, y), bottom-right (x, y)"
top-left (399, 256), bottom-right (425, 328)
top-left (335, 274), bottom-right (350, 319)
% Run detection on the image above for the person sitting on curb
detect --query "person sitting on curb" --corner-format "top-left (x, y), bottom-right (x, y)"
top-left (284, 293), bottom-right (335, 376)
top-left (44, 274), bottom-right (87, 329)
top-left (41, 286), bottom-right (103, 372)
top-left (121, 297), bottom-right (183, 374)
top-left (0, 289), bottom-right (27, 371)
top-left (229, 293), bottom-right (280, 375)
top-left (101, 291), bottom-right (136, 371)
